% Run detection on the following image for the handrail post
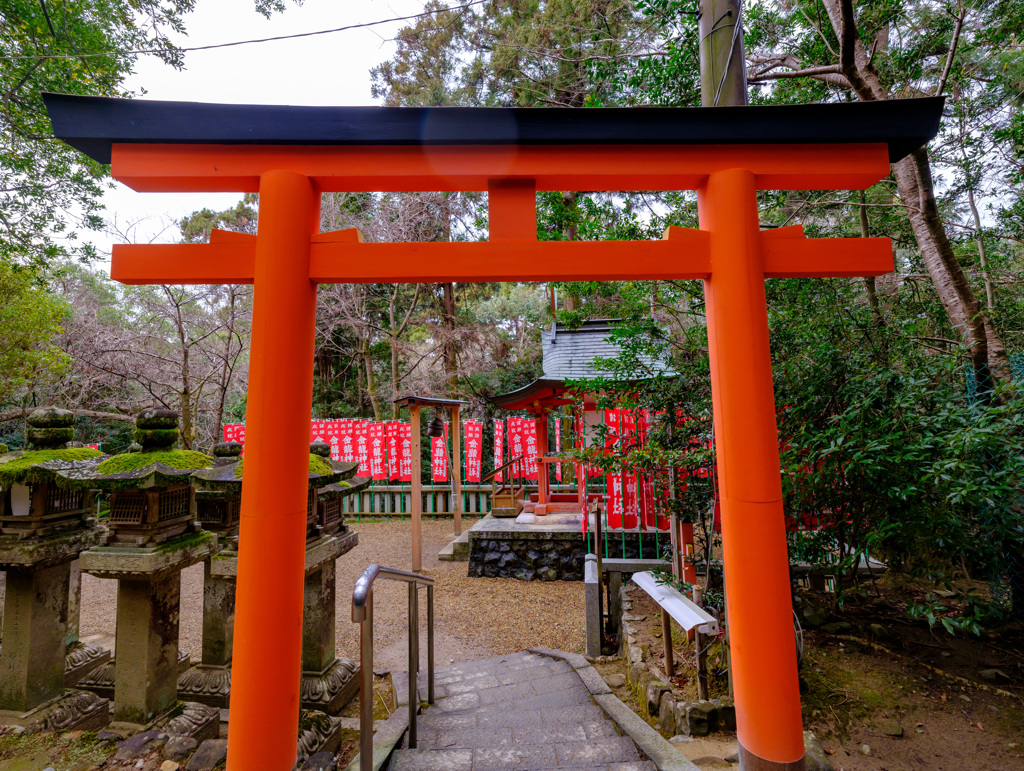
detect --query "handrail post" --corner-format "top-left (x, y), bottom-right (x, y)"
top-left (408, 582), bottom-right (419, 748)
top-left (426, 584), bottom-right (435, 704)
top-left (359, 589), bottom-right (374, 771)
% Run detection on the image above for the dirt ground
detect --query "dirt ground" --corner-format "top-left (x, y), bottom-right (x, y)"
top-left (77, 517), bottom-right (586, 674)
top-left (621, 581), bottom-right (1024, 771)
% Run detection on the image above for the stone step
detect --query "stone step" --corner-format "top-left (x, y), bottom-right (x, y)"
top-left (437, 531), bottom-right (471, 562)
top-left (390, 650), bottom-right (653, 771)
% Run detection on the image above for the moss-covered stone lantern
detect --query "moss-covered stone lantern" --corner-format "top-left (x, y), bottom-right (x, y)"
top-left (193, 441), bottom-right (244, 540)
top-left (0, 408), bottom-right (102, 538)
top-left (178, 443), bottom-right (369, 714)
top-left (57, 408), bottom-right (219, 732)
top-left (0, 407), bottom-right (110, 731)
top-left (57, 407), bottom-right (213, 546)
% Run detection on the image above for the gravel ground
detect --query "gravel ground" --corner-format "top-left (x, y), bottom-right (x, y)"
top-left (78, 518), bottom-right (586, 674)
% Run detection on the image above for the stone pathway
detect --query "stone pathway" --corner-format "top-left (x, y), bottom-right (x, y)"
top-left (390, 651), bottom-right (656, 771)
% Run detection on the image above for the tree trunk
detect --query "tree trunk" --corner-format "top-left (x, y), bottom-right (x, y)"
top-left (440, 282), bottom-right (458, 396)
top-left (892, 150), bottom-right (1009, 389)
top-left (966, 187), bottom-right (995, 311)
top-left (859, 192), bottom-right (884, 329)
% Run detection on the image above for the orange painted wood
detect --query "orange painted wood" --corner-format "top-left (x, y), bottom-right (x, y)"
top-left (762, 236), bottom-right (894, 278)
top-left (111, 243), bottom-right (256, 284)
top-left (111, 142), bottom-right (891, 193)
top-left (699, 168), bottom-right (805, 765)
top-left (489, 178), bottom-right (538, 240)
top-left (226, 171), bottom-right (320, 771)
top-left (209, 228), bottom-right (256, 243)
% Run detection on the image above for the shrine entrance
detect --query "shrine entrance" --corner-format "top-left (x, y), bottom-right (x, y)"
top-left (46, 93), bottom-right (942, 771)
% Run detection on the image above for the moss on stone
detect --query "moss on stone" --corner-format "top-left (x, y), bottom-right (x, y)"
top-left (0, 447), bottom-right (102, 487)
top-left (155, 530), bottom-right (213, 553)
top-left (232, 453), bottom-right (335, 480)
top-left (96, 449), bottom-right (214, 476)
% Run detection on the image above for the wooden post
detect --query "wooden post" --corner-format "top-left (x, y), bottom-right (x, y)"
top-left (411, 406), bottom-right (422, 572)
top-left (451, 404), bottom-right (462, 536)
top-left (536, 411), bottom-right (549, 506)
top-left (694, 586), bottom-right (708, 701)
top-left (661, 610), bottom-right (675, 678)
top-left (227, 170), bottom-right (319, 771)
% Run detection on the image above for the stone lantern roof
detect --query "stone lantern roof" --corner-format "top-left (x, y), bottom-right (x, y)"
top-left (56, 408), bottom-right (214, 491)
top-left (0, 407), bottom-right (104, 490)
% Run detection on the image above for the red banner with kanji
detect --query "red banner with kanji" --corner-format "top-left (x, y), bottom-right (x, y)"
top-left (223, 423), bottom-right (246, 454)
top-left (369, 422), bottom-right (386, 480)
top-left (508, 417), bottom-right (524, 481)
top-left (431, 422), bottom-right (449, 483)
top-left (522, 418), bottom-right (538, 481)
top-left (398, 423), bottom-right (412, 482)
top-left (493, 419), bottom-right (504, 483)
top-left (385, 422), bottom-right (402, 481)
top-left (464, 421), bottom-right (483, 482)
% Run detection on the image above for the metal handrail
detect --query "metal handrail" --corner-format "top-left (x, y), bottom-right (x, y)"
top-left (352, 564), bottom-right (435, 771)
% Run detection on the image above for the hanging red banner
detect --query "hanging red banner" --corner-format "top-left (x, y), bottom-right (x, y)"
top-left (464, 421), bottom-right (483, 483)
top-left (398, 423), bottom-right (412, 482)
top-left (339, 421), bottom-right (356, 464)
top-left (606, 473), bottom-right (624, 529)
top-left (431, 422), bottom-right (449, 483)
top-left (508, 417), bottom-right (525, 482)
top-left (223, 423), bottom-right (246, 446)
top-left (369, 422), bottom-right (386, 480)
top-left (386, 422), bottom-right (402, 481)
top-left (355, 421), bottom-right (371, 476)
top-left (324, 420), bottom-right (343, 461)
top-left (493, 419), bottom-right (504, 482)
top-left (554, 417), bottom-right (562, 482)
top-left (522, 418), bottom-right (539, 481)
top-left (310, 419), bottom-right (324, 444)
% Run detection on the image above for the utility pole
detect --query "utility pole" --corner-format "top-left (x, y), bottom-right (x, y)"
top-left (698, 0), bottom-right (748, 107)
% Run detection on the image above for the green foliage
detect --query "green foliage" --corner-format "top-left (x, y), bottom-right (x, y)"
top-left (96, 449), bottom-right (213, 475)
top-left (0, 260), bottom-right (70, 401)
top-left (0, 447), bottom-right (102, 487)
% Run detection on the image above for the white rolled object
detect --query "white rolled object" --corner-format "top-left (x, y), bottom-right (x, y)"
top-left (632, 571), bottom-right (721, 636)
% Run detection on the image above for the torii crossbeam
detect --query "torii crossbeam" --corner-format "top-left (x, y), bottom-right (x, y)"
top-left (46, 93), bottom-right (942, 771)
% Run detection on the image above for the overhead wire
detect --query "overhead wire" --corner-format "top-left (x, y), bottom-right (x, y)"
top-left (0, 0), bottom-right (487, 62)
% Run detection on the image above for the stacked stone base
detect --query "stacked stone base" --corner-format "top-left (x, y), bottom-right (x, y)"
top-left (468, 516), bottom-right (668, 581)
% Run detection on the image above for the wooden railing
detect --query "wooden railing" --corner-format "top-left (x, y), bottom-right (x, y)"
top-left (341, 483), bottom-right (581, 517)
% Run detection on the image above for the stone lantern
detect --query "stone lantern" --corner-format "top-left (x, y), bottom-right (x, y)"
top-left (0, 407), bottom-right (109, 731)
top-left (58, 408), bottom-right (219, 735)
top-left (179, 442), bottom-right (369, 715)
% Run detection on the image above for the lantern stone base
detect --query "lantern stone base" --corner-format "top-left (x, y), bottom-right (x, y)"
top-left (78, 650), bottom-right (190, 702)
top-left (300, 657), bottom-right (359, 715)
top-left (64, 641), bottom-right (112, 687)
top-left (0, 526), bottom-right (102, 570)
top-left (108, 700), bottom-right (220, 743)
top-left (297, 709), bottom-right (344, 764)
top-left (177, 664), bottom-right (232, 709)
top-left (0, 689), bottom-right (110, 733)
top-left (77, 530), bottom-right (218, 581)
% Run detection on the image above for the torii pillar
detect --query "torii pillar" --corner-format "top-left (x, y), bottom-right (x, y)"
top-left (44, 92), bottom-right (942, 771)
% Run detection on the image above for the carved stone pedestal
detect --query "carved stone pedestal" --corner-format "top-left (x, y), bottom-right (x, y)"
top-left (0, 527), bottom-right (102, 715)
top-left (0, 689), bottom-right (110, 732)
top-left (297, 709), bottom-right (344, 766)
top-left (65, 559), bottom-right (111, 686)
top-left (178, 552), bottom-right (237, 708)
top-left (300, 530), bottom-right (359, 715)
top-left (78, 532), bottom-right (217, 725)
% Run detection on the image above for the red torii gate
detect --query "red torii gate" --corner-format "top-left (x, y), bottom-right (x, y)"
top-left (46, 94), bottom-right (941, 771)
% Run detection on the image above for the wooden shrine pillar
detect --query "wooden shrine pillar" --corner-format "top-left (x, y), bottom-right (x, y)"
top-left (228, 171), bottom-right (320, 771)
top-left (535, 411), bottom-right (550, 506)
top-left (451, 404), bottom-right (462, 537)
top-left (410, 407), bottom-right (423, 572)
top-left (699, 168), bottom-right (804, 769)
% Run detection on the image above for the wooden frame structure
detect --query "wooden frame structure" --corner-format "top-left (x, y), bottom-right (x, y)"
top-left (45, 93), bottom-right (942, 771)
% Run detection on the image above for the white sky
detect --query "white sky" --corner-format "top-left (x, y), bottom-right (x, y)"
top-left (88, 0), bottom-right (427, 262)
